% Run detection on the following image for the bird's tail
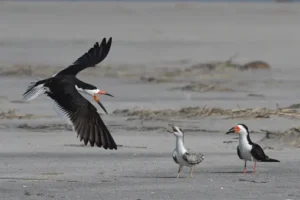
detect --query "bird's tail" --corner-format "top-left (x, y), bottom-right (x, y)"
top-left (22, 78), bottom-right (51, 101)
top-left (263, 158), bottom-right (280, 162)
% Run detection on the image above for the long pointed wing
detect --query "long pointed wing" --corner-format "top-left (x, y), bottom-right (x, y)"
top-left (56, 37), bottom-right (112, 76)
top-left (183, 151), bottom-right (204, 165)
top-left (45, 78), bottom-right (117, 150)
top-left (250, 143), bottom-right (267, 161)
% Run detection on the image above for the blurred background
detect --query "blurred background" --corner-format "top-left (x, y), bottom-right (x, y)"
top-left (1, 0), bottom-right (300, 111)
top-left (0, 0), bottom-right (300, 126)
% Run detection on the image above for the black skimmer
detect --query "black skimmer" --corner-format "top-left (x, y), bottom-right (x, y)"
top-left (226, 124), bottom-right (279, 173)
top-left (22, 37), bottom-right (117, 150)
top-left (168, 126), bottom-right (204, 178)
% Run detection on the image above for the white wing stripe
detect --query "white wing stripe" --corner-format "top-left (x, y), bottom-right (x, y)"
top-left (23, 83), bottom-right (45, 101)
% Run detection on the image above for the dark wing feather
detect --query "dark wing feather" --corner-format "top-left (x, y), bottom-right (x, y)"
top-left (250, 143), bottom-right (267, 161)
top-left (56, 37), bottom-right (112, 76)
top-left (45, 77), bottom-right (117, 150)
top-left (183, 151), bottom-right (204, 165)
top-left (237, 145), bottom-right (243, 159)
top-left (172, 150), bottom-right (179, 164)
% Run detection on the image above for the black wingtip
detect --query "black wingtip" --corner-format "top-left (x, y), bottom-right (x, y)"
top-left (56, 37), bottom-right (113, 76)
top-left (101, 143), bottom-right (117, 150)
top-left (104, 138), bottom-right (118, 150)
top-left (107, 37), bottom-right (112, 48)
top-left (266, 158), bottom-right (280, 162)
top-left (99, 38), bottom-right (106, 47)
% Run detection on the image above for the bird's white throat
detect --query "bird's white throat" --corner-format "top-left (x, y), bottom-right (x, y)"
top-left (176, 137), bottom-right (187, 154)
top-left (75, 85), bottom-right (99, 96)
top-left (238, 134), bottom-right (253, 161)
top-left (239, 134), bottom-right (251, 148)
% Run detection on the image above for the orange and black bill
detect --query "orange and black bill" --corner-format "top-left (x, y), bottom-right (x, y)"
top-left (226, 126), bottom-right (240, 134)
top-left (93, 95), bottom-right (108, 114)
top-left (97, 90), bottom-right (114, 97)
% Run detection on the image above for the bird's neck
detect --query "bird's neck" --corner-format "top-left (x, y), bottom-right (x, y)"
top-left (176, 137), bottom-right (187, 154)
top-left (239, 135), bottom-right (251, 148)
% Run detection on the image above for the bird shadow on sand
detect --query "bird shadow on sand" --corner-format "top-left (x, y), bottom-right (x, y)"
top-left (123, 175), bottom-right (188, 179)
top-left (208, 171), bottom-right (251, 174)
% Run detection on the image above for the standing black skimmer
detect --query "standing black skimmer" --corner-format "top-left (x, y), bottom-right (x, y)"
top-left (168, 126), bottom-right (204, 178)
top-left (22, 37), bottom-right (117, 150)
top-left (226, 124), bottom-right (279, 173)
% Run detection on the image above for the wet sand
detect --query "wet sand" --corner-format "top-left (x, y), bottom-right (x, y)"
top-left (1, 1), bottom-right (300, 200)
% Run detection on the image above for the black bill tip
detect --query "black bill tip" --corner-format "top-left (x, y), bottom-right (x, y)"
top-left (226, 127), bottom-right (235, 134)
top-left (97, 101), bottom-right (108, 114)
top-left (105, 93), bottom-right (114, 97)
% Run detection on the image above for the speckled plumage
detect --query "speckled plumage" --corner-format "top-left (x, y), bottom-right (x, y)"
top-left (183, 151), bottom-right (204, 165)
top-left (169, 126), bottom-right (204, 178)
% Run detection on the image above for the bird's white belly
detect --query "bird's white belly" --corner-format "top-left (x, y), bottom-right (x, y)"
top-left (239, 145), bottom-right (253, 161)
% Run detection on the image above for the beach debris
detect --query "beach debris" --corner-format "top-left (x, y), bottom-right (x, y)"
top-left (113, 106), bottom-right (300, 120)
top-left (0, 110), bottom-right (34, 119)
top-left (243, 61), bottom-right (271, 70)
top-left (139, 76), bottom-right (167, 83)
top-left (0, 57), bottom-right (270, 82)
top-left (223, 141), bottom-right (237, 144)
top-left (17, 123), bottom-right (72, 131)
top-left (189, 54), bottom-right (270, 72)
top-left (239, 178), bottom-right (268, 184)
top-left (260, 127), bottom-right (300, 148)
top-left (248, 93), bottom-right (265, 97)
top-left (24, 190), bottom-right (30, 196)
top-left (0, 109), bottom-right (52, 120)
top-left (170, 82), bottom-right (235, 92)
top-left (285, 103), bottom-right (300, 109)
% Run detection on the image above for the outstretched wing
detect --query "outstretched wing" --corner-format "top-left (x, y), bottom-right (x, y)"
top-left (250, 143), bottom-right (267, 161)
top-left (183, 151), bottom-right (204, 165)
top-left (44, 78), bottom-right (117, 150)
top-left (56, 37), bottom-right (112, 76)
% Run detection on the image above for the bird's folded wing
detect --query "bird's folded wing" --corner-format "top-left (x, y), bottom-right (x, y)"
top-left (56, 37), bottom-right (112, 76)
top-left (183, 151), bottom-right (204, 164)
top-left (172, 150), bottom-right (179, 164)
top-left (250, 144), bottom-right (267, 161)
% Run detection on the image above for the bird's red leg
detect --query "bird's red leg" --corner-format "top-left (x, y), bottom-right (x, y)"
top-left (243, 161), bottom-right (247, 174)
top-left (252, 162), bottom-right (257, 174)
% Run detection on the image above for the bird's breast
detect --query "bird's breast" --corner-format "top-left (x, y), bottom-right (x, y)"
top-left (239, 144), bottom-right (253, 161)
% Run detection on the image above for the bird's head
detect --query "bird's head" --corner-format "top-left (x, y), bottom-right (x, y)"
top-left (167, 125), bottom-right (184, 138)
top-left (76, 84), bottom-right (114, 114)
top-left (226, 124), bottom-right (249, 137)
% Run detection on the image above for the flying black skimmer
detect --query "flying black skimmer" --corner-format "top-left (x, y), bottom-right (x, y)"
top-left (168, 126), bottom-right (204, 178)
top-left (226, 124), bottom-right (279, 173)
top-left (22, 37), bottom-right (117, 150)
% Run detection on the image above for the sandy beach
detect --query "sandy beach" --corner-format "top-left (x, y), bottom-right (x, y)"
top-left (1, 1), bottom-right (300, 200)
